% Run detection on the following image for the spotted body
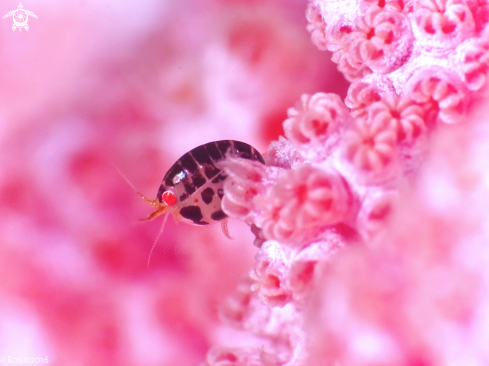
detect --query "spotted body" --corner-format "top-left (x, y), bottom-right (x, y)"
top-left (155, 140), bottom-right (265, 227)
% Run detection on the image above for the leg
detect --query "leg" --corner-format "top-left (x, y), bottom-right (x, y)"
top-left (220, 218), bottom-right (234, 240)
top-left (138, 204), bottom-right (168, 221)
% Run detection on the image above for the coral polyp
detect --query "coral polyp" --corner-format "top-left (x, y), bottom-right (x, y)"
top-left (205, 0), bottom-right (489, 364)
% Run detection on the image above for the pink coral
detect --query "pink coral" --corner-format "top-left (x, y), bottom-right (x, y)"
top-left (311, 2), bottom-right (414, 79)
top-left (407, 71), bottom-right (466, 124)
top-left (323, 24), bottom-right (370, 81)
top-left (461, 41), bottom-right (489, 91)
top-left (221, 157), bottom-right (267, 223)
top-left (357, 190), bottom-right (398, 241)
top-left (258, 164), bottom-right (352, 243)
top-left (345, 77), bottom-right (394, 119)
top-left (307, 116), bottom-right (489, 363)
top-left (473, 1), bottom-right (489, 31)
top-left (219, 276), bottom-right (257, 328)
top-left (367, 93), bottom-right (426, 143)
top-left (205, 347), bottom-right (262, 366)
top-left (287, 238), bottom-right (341, 301)
top-left (250, 241), bottom-right (292, 307)
top-left (347, 8), bottom-right (413, 73)
top-left (343, 117), bottom-right (398, 175)
top-left (361, 0), bottom-right (405, 12)
top-left (211, 0), bottom-right (489, 364)
top-left (306, 1), bottom-right (328, 51)
top-left (414, 0), bottom-right (475, 37)
top-left (333, 47), bottom-right (371, 81)
top-left (283, 93), bottom-right (349, 145)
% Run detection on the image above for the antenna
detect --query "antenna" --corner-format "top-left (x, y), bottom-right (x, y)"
top-left (111, 162), bottom-right (169, 269)
top-left (147, 212), bottom-right (170, 269)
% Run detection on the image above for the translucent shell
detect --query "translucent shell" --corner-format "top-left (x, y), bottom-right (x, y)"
top-left (154, 140), bottom-right (265, 228)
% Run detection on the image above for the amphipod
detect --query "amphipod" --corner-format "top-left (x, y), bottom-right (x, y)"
top-left (141, 140), bottom-right (265, 238)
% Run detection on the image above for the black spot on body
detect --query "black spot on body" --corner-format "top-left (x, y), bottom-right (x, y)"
top-left (190, 146), bottom-right (221, 178)
top-left (205, 142), bottom-right (224, 162)
top-left (180, 206), bottom-right (203, 223)
top-left (211, 210), bottom-right (227, 221)
top-left (179, 153), bottom-right (199, 174)
top-left (191, 145), bottom-right (214, 166)
top-left (216, 140), bottom-right (232, 155)
top-left (201, 187), bottom-right (214, 204)
top-left (203, 164), bottom-right (221, 179)
top-left (233, 141), bottom-right (253, 159)
top-left (179, 192), bottom-right (189, 201)
top-left (217, 188), bottom-right (224, 199)
top-left (192, 173), bottom-right (206, 188)
top-left (216, 140), bottom-right (265, 164)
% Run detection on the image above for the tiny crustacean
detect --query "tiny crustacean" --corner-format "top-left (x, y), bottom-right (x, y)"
top-left (139, 140), bottom-right (265, 239)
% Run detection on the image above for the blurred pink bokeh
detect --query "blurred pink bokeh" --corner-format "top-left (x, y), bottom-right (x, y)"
top-left (0, 0), bottom-right (346, 365)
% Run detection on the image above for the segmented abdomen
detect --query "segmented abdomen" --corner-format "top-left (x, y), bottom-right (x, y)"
top-left (158, 140), bottom-right (265, 226)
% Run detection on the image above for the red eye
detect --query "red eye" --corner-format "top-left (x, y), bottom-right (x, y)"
top-left (162, 191), bottom-right (177, 206)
